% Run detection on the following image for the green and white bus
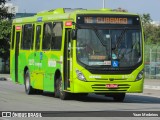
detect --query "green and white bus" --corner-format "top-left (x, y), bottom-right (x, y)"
top-left (10, 8), bottom-right (144, 101)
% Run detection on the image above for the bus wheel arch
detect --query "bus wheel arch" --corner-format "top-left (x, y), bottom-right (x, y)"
top-left (54, 69), bottom-right (70, 100)
top-left (24, 68), bottom-right (35, 95)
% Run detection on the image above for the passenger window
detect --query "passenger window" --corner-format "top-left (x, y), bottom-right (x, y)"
top-left (21, 24), bottom-right (34, 49)
top-left (51, 22), bottom-right (63, 50)
top-left (42, 23), bottom-right (52, 50)
top-left (35, 25), bottom-right (41, 50)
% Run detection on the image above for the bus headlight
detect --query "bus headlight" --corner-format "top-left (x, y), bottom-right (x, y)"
top-left (136, 69), bottom-right (144, 81)
top-left (76, 70), bottom-right (86, 81)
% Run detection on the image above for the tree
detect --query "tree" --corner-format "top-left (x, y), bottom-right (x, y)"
top-left (140, 13), bottom-right (160, 44)
top-left (0, 0), bottom-right (13, 19)
top-left (140, 13), bottom-right (152, 25)
top-left (0, 20), bottom-right (11, 59)
top-left (0, 0), bottom-right (13, 73)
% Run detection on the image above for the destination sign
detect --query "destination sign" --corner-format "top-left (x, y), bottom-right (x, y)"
top-left (84, 17), bottom-right (128, 24)
top-left (77, 15), bottom-right (140, 25)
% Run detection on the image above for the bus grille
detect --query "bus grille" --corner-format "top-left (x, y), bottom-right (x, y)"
top-left (91, 84), bottom-right (130, 92)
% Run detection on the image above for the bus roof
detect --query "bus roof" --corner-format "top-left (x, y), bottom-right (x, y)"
top-left (13, 8), bottom-right (139, 24)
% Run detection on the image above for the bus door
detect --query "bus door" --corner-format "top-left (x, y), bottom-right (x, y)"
top-left (15, 30), bottom-right (21, 82)
top-left (33, 24), bottom-right (43, 89)
top-left (34, 25), bottom-right (42, 70)
top-left (64, 29), bottom-right (71, 90)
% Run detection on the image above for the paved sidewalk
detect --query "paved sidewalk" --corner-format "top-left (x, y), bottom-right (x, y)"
top-left (144, 79), bottom-right (160, 90)
top-left (0, 74), bottom-right (10, 78)
top-left (0, 74), bottom-right (10, 81)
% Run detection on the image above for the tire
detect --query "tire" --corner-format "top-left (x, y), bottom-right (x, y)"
top-left (113, 93), bottom-right (126, 102)
top-left (24, 70), bottom-right (35, 95)
top-left (54, 79), bottom-right (60, 98)
top-left (54, 77), bottom-right (70, 100)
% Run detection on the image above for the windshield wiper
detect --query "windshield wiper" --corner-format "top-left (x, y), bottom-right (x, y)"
top-left (113, 27), bottom-right (128, 51)
top-left (93, 28), bottom-right (107, 46)
top-left (73, 22), bottom-right (106, 46)
top-left (81, 24), bottom-right (107, 46)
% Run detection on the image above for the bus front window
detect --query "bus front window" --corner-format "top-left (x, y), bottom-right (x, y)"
top-left (77, 29), bottom-right (110, 66)
top-left (76, 28), bottom-right (142, 68)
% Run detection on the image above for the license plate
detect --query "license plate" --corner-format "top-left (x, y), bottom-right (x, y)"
top-left (106, 84), bottom-right (118, 88)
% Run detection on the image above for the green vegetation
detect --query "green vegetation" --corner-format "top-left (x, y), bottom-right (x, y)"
top-left (140, 13), bottom-right (160, 44)
top-left (141, 14), bottom-right (160, 79)
top-left (0, 20), bottom-right (11, 60)
top-left (0, 0), bottom-right (13, 72)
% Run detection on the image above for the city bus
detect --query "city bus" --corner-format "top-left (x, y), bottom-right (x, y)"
top-left (10, 8), bottom-right (144, 102)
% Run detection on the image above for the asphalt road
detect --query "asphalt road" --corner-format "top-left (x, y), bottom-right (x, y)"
top-left (0, 75), bottom-right (160, 120)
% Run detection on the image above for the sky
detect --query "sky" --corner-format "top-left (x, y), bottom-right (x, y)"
top-left (10, 0), bottom-right (160, 21)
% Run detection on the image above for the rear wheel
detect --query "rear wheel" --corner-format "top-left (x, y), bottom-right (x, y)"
top-left (24, 70), bottom-right (35, 94)
top-left (113, 93), bottom-right (126, 102)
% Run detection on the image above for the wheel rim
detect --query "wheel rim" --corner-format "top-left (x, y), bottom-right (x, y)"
top-left (25, 75), bottom-right (30, 91)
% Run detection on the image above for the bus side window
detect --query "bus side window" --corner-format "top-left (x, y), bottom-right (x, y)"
top-left (51, 22), bottom-right (63, 50)
top-left (35, 25), bottom-right (41, 50)
top-left (21, 24), bottom-right (34, 50)
top-left (42, 23), bottom-right (52, 50)
top-left (11, 25), bottom-right (15, 49)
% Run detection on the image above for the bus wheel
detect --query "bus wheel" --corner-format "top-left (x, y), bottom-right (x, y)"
top-left (55, 77), bottom-right (70, 100)
top-left (24, 70), bottom-right (35, 95)
top-left (113, 93), bottom-right (125, 102)
top-left (54, 79), bottom-right (60, 98)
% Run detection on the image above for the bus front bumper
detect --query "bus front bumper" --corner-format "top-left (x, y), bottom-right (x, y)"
top-left (71, 78), bottom-right (144, 93)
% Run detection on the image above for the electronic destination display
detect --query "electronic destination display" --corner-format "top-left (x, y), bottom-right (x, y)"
top-left (77, 15), bottom-right (140, 25)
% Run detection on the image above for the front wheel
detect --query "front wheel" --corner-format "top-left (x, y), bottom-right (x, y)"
top-left (24, 70), bottom-right (35, 95)
top-left (54, 77), bottom-right (70, 100)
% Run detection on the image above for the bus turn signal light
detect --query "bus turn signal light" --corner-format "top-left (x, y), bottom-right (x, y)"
top-left (65, 21), bottom-right (72, 26)
top-left (16, 26), bottom-right (21, 30)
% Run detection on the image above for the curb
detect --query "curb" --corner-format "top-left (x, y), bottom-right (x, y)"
top-left (0, 77), bottom-right (7, 81)
top-left (144, 85), bottom-right (160, 90)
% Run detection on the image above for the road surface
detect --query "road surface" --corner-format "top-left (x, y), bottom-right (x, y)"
top-left (0, 74), bottom-right (160, 119)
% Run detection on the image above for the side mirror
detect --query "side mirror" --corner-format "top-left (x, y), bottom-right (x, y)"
top-left (71, 29), bottom-right (77, 40)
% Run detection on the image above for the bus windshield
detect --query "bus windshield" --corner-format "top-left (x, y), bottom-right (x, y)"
top-left (76, 27), bottom-right (142, 68)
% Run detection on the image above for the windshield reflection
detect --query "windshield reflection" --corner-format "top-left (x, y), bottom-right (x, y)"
top-left (76, 28), bottom-right (142, 68)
